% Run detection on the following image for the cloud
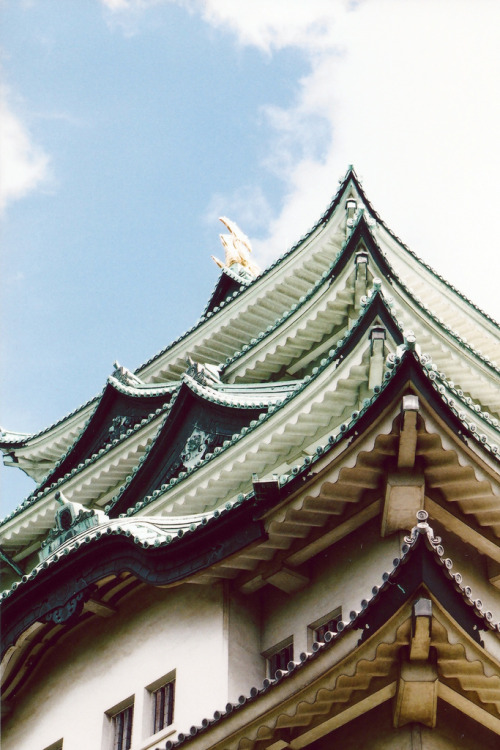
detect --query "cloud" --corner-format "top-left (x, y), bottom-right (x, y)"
top-left (100, 0), bottom-right (183, 33)
top-left (0, 86), bottom-right (50, 215)
top-left (198, 0), bottom-right (353, 53)
top-left (98, 0), bottom-right (500, 316)
top-left (205, 184), bottom-right (274, 232)
top-left (197, 1), bottom-right (500, 317)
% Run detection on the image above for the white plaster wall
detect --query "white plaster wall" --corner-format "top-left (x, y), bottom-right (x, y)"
top-left (5, 517), bottom-right (499, 750)
top-left (3, 582), bottom-right (228, 750)
top-left (261, 520), bottom-right (402, 658)
top-left (226, 587), bottom-right (264, 701)
top-left (259, 515), bottom-right (500, 669)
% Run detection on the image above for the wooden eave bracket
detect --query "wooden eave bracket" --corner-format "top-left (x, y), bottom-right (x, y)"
top-left (397, 394), bottom-right (419, 469)
top-left (381, 395), bottom-right (424, 537)
top-left (82, 599), bottom-right (117, 618)
top-left (368, 325), bottom-right (386, 389)
top-left (394, 659), bottom-right (438, 728)
top-left (394, 598), bottom-right (437, 728)
top-left (381, 471), bottom-right (424, 538)
top-left (409, 597), bottom-right (432, 661)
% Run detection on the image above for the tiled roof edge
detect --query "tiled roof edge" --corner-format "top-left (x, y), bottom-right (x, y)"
top-left (123, 288), bottom-right (399, 516)
top-left (162, 510), bottom-right (499, 749)
top-left (0, 397), bottom-right (175, 528)
top-left (0, 495), bottom-right (248, 601)
top-left (0, 391), bottom-right (100, 449)
top-left (362, 221), bottom-right (500, 377)
top-left (36, 380), bottom-right (177, 493)
top-left (135, 167), bottom-right (357, 375)
top-left (345, 171), bottom-right (500, 330)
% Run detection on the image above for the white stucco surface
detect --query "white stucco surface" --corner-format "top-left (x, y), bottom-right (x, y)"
top-left (3, 583), bottom-right (228, 750)
top-left (260, 520), bottom-right (401, 658)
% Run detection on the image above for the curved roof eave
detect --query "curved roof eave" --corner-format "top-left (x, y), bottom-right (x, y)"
top-left (117, 297), bottom-right (500, 521)
top-left (3, 365), bottom-right (498, 609)
top-left (4, 165), bottom-right (497, 468)
top-left (119, 291), bottom-right (403, 518)
top-left (34, 379), bottom-right (177, 494)
top-left (107, 375), bottom-right (272, 517)
top-left (1, 310), bottom-right (497, 558)
top-left (3, 510), bottom-right (499, 736)
top-left (354, 217), bottom-right (500, 381)
top-left (133, 167), bottom-right (358, 379)
top-left (219, 209), bottom-right (499, 393)
top-left (0, 494), bottom-right (266, 657)
top-left (346, 170), bottom-right (500, 332)
top-left (162, 515), bottom-right (500, 750)
top-left (0, 168), bottom-right (355, 459)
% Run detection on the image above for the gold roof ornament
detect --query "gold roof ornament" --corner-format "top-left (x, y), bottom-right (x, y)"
top-left (211, 216), bottom-right (261, 279)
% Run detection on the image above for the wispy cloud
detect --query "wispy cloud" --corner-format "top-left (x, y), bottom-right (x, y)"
top-left (100, 0), bottom-right (177, 34)
top-left (98, 0), bottom-right (500, 313)
top-left (208, 1), bottom-right (354, 52)
top-left (198, 1), bottom-right (500, 309)
top-left (0, 85), bottom-right (50, 216)
top-left (204, 184), bottom-right (274, 232)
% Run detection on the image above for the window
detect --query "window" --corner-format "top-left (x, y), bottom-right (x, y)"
top-left (152, 679), bottom-right (175, 734)
top-left (145, 670), bottom-right (176, 737)
top-left (309, 608), bottom-right (342, 646)
top-left (111, 704), bottom-right (134, 750)
top-left (265, 638), bottom-right (293, 678)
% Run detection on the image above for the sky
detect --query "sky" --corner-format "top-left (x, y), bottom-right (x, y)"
top-left (1, 0), bottom-right (499, 516)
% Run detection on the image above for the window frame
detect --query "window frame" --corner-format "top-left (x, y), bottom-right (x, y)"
top-left (42, 741), bottom-right (63, 750)
top-left (151, 678), bottom-right (175, 734)
top-left (104, 696), bottom-right (134, 750)
top-left (263, 636), bottom-right (294, 678)
top-left (144, 669), bottom-right (176, 740)
top-left (308, 607), bottom-right (342, 648)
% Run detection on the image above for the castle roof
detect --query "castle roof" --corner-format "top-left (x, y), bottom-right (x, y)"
top-left (2, 169), bottom-right (499, 743)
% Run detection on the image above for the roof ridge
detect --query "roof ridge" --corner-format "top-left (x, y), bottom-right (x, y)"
top-left (361, 219), bottom-right (500, 377)
top-left (123, 290), bottom-right (403, 517)
top-left (134, 167), bottom-right (356, 376)
top-left (350, 173), bottom-right (500, 330)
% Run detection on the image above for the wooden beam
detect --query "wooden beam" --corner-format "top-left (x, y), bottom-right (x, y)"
top-left (264, 567), bottom-right (309, 594)
top-left (238, 498), bottom-right (381, 594)
top-left (425, 496), bottom-right (500, 565)
top-left (83, 599), bottom-right (116, 618)
top-left (286, 500), bottom-right (381, 567)
top-left (438, 683), bottom-right (500, 736)
top-left (381, 472), bottom-right (424, 537)
top-left (397, 397), bottom-right (419, 469)
top-left (394, 660), bottom-right (438, 728)
top-left (486, 559), bottom-right (500, 589)
top-left (289, 683), bottom-right (397, 748)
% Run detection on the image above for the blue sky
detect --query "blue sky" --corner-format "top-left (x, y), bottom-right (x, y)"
top-left (2, 0), bottom-right (500, 515)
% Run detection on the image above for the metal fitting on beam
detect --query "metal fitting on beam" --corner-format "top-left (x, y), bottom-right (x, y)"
top-left (402, 394), bottom-right (419, 413)
top-left (370, 326), bottom-right (386, 354)
top-left (345, 197), bottom-right (357, 218)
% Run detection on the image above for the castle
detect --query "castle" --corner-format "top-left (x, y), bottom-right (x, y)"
top-left (2, 167), bottom-right (500, 750)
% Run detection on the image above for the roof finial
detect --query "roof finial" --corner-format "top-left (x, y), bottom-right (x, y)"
top-left (111, 361), bottom-right (143, 387)
top-left (404, 510), bottom-right (441, 547)
top-left (211, 217), bottom-right (261, 279)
